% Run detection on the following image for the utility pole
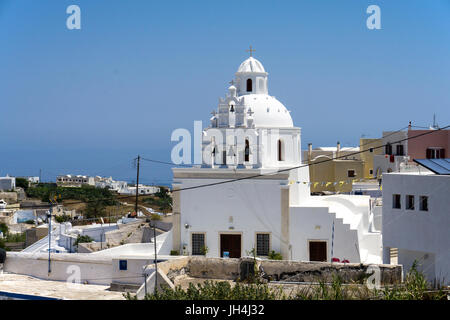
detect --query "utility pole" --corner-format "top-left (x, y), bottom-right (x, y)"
top-left (144, 266), bottom-right (148, 297)
top-left (135, 155), bottom-right (140, 217)
top-left (152, 220), bottom-right (158, 294)
top-left (47, 199), bottom-right (55, 275)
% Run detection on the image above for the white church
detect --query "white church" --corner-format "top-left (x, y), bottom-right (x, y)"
top-left (171, 54), bottom-right (382, 264)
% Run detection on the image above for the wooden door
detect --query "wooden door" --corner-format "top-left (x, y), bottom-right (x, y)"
top-left (309, 241), bottom-right (327, 262)
top-left (220, 234), bottom-right (241, 258)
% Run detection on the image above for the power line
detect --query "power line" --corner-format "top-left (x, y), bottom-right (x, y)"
top-left (16, 124), bottom-right (449, 207)
top-left (169, 124), bottom-right (449, 193)
top-left (359, 126), bottom-right (409, 149)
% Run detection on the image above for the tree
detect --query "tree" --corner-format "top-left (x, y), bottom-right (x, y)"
top-left (85, 201), bottom-right (106, 219)
top-left (15, 177), bottom-right (29, 190)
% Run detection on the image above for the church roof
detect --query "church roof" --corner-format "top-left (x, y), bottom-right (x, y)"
top-left (236, 57), bottom-right (266, 73)
top-left (241, 94), bottom-right (293, 128)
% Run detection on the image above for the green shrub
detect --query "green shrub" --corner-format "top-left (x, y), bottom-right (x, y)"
top-left (170, 250), bottom-right (179, 256)
top-left (55, 215), bottom-right (71, 223)
top-left (74, 235), bottom-right (94, 246)
top-left (0, 223), bottom-right (8, 235)
top-left (24, 220), bottom-right (35, 225)
top-left (150, 213), bottom-right (162, 221)
top-left (16, 177), bottom-right (29, 190)
top-left (4, 232), bottom-right (26, 243)
top-left (138, 281), bottom-right (284, 300)
top-left (25, 183), bottom-right (117, 208)
top-left (268, 250), bottom-right (283, 260)
top-left (200, 246), bottom-right (209, 255)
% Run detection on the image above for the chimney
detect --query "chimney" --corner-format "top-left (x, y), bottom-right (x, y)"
top-left (308, 143), bottom-right (312, 162)
top-left (336, 141), bottom-right (341, 158)
top-left (408, 121), bottom-right (412, 130)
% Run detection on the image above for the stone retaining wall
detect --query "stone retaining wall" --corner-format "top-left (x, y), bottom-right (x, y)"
top-left (155, 257), bottom-right (403, 285)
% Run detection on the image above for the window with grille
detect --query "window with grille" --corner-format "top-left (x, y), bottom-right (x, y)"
top-left (192, 233), bottom-right (205, 255)
top-left (256, 233), bottom-right (270, 256)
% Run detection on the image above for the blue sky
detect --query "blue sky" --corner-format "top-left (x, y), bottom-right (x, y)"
top-left (0, 0), bottom-right (449, 185)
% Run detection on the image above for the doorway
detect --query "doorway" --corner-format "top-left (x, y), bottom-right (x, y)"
top-left (220, 234), bottom-right (241, 258)
top-left (309, 241), bottom-right (327, 262)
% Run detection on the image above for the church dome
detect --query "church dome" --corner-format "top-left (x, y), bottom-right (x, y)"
top-left (241, 94), bottom-right (293, 128)
top-left (236, 57), bottom-right (266, 74)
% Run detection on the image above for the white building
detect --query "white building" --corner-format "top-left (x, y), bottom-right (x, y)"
top-left (373, 131), bottom-right (409, 177)
top-left (382, 164), bottom-right (450, 285)
top-left (56, 174), bottom-right (95, 187)
top-left (118, 184), bottom-right (160, 195)
top-left (94, 176), bottom-right (128, 192)
top-left (0, 176), bottom-right (16, 191)
top-left (18, 176), bottom-right (40, 184)
top-left (172, 55), bottom-right (382, 264)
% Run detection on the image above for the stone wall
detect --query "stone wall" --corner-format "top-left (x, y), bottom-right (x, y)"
top-left (0, 192), bottom-right (18, 203)
top-left (154, 257), bottom-right (403, 285)
top-left (259, 260), bottom-right (402, 285)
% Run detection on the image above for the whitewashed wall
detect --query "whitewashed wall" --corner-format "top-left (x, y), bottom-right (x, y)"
top-left (382, 173), bottom-right (450, 284)
top-left (178, 178), bottom-right (285, 257)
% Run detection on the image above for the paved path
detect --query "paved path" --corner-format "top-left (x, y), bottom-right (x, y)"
top-left (0, 273), bottom-right (125, 300)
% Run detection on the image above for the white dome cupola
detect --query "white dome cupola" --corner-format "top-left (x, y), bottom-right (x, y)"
top-left (235, 48), bottom-right (268, 95)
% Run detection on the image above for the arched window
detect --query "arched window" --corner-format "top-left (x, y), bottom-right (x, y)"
top-left (246, 79), bottom-right (252, 92)
top-left (278, 139), bottom-right (284, 161)
top-left (245, 139), bottom-right (250, 162)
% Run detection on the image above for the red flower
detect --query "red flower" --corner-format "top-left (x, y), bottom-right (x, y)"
top-left (332, 257), bottom-right (340, 263)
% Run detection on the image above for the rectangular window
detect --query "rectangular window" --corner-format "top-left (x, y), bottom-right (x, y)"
top-left (386, 144), bottom-right (392, 155)
top-left (396, 145), bottom-right (404, 156)
top-left (369, 169), bottom-right (373, 175)
top-left (119, 260), bottom-right (127, 271)
top-left (406, 195), bottom-right (415, 210)
top-left (192, 233), bottom-right (205, 255)
top-left (426, 148), bottom-right (445, 159)
top-left (256, 233), bottom-right (270, 256)
top-left (348, 170), bottom-right (355, 178)
top-left (419, 196), bottom-right (428, 211)
top-left (393, 194), bottom-right (401, 209)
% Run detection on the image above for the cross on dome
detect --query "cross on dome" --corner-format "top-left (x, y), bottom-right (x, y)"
top-left (246, 45), bottom-right (256, 57)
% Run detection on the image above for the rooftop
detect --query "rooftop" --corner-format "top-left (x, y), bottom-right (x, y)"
top-left (0, 273), bottom-right (125, 300)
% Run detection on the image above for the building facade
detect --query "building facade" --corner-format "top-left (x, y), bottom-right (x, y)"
top-left (172, 55), bottom-right (381, 264)
top-left (373, 128), bottom-right (449, 178)
top-left (56, 175), bottom-right (95, 187)
top-left (304, 143), bottom-right (364, 193)
top-left (0, 176), bottom-right (16, 191)
top-left (382, 171), bottom-right (450, 285)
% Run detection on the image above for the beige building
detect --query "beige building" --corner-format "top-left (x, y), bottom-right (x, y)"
top-left (305, 142), bottom-right (363, 193)
top-left (304, 139), bottom-right (384, 194)
top-left (359, 138), bottom-right (383, 179)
